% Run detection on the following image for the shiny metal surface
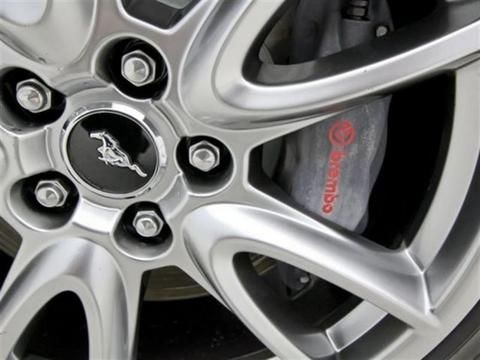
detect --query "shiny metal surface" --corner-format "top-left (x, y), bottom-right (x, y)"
top-left (133, 210), bottom-right (164, 238)
top-left (15, 79), bottom-right (51, 113)
top-left (0, 0), bottom-right (478, 359)
top-left (61, 101), bottom-right (169, 200)
top-left (375, 24), bottom-right (389, 38)
top-left (34, 179), bottom-right (69, 208)
top-left (188, 140), bottom-right (221, 172)
top-left (121, 50), bottom-right (157, 87)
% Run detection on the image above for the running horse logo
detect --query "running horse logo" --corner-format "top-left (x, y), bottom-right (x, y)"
top-left (90, 131), bottom-right (148, 178)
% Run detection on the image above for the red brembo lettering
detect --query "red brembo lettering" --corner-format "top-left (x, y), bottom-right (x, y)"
top-left (321, 120), bottom-right (356, 215)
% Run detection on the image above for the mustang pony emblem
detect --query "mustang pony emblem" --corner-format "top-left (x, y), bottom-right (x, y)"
top-left (90, 131), bottom-right (148, 178)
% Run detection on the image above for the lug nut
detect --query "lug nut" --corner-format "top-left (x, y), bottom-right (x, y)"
top-left (16, 79), bottom-right (52, 113)
top-left (189, 140), bottom-right (221, 172)
top-left (34, 180), bottom-right (69, 208)
top-left (133, 210), bottom-right (164, 238)
top-left (376, 25), bottom-right (389, 38)
top-left (299, 275), bottom-right (311, 285)
top-left (121, 50), bottom-right (157, 87)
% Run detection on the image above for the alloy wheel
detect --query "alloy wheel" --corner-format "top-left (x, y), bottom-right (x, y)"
top-left (0, 0), bottom-right (479, 359)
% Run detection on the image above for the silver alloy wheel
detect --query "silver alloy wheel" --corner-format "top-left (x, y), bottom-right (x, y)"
top-left (0, 1), bottom-right (479, 359)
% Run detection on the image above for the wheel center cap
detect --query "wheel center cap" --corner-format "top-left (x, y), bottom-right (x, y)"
top-left (65, 108), bottom-right (163, 196)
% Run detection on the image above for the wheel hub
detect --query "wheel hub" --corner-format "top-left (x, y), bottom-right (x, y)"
top-left (64, 106), bottom-right (165, 197)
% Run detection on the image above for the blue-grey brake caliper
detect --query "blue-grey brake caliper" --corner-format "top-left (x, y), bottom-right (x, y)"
top-left (275, 0), bottom-right (393, 293)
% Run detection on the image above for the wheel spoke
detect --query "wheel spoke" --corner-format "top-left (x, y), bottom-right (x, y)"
top-left (51, 0), bottom-right (135, 90)
top-left (7, 128), bottom-right (52, 178)
top-left (0, 238), bottom-right (142, 360)
top-left (0, 126), bottom-right (52, 196)
top-left (179, 0), bottom-right (281, 124)
top-left (181, 0), bottom-right (480, 129)
top-left (130, 0), bottom-right (217, 55)
top-left (0, 0), bottom-right (138, 90)
top-left (0, 0), bottom-right (95, 67)
top-left (70, 198), bottom-right (122, 237)
top-left (0, 39), bottom-right (57, 82)
top-left (409, 59), bottom-right (480, 269)
top-left (184, 202), bottom-right (437, 357)
top-left (0, 127), bottom-right (12, 187)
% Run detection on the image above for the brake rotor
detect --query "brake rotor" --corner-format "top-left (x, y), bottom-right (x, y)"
top-left (144, 256), bottom-right (276, 301)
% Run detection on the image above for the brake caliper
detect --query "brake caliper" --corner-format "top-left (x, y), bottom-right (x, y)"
top-left (275, 0), bottom-right (393, 292)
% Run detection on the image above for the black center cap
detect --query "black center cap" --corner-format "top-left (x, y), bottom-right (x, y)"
top-left (66, 111), bottom-right (159, 195)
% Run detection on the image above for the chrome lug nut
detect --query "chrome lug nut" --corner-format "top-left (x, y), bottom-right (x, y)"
top-left (376, 25), bottom-right (389, 38)
top-left (16, 79), bottom-right (52, 113)
top-left (121, 50), bottom-right (157, 87)
top-left (133, 210), bottom-right (164, 238)
top-left (189, 140), bottom-right (221, 172)
top-left (35, 180), bottom-right (69, 208)
top-left (299, 275), bottom-right (311, 284)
